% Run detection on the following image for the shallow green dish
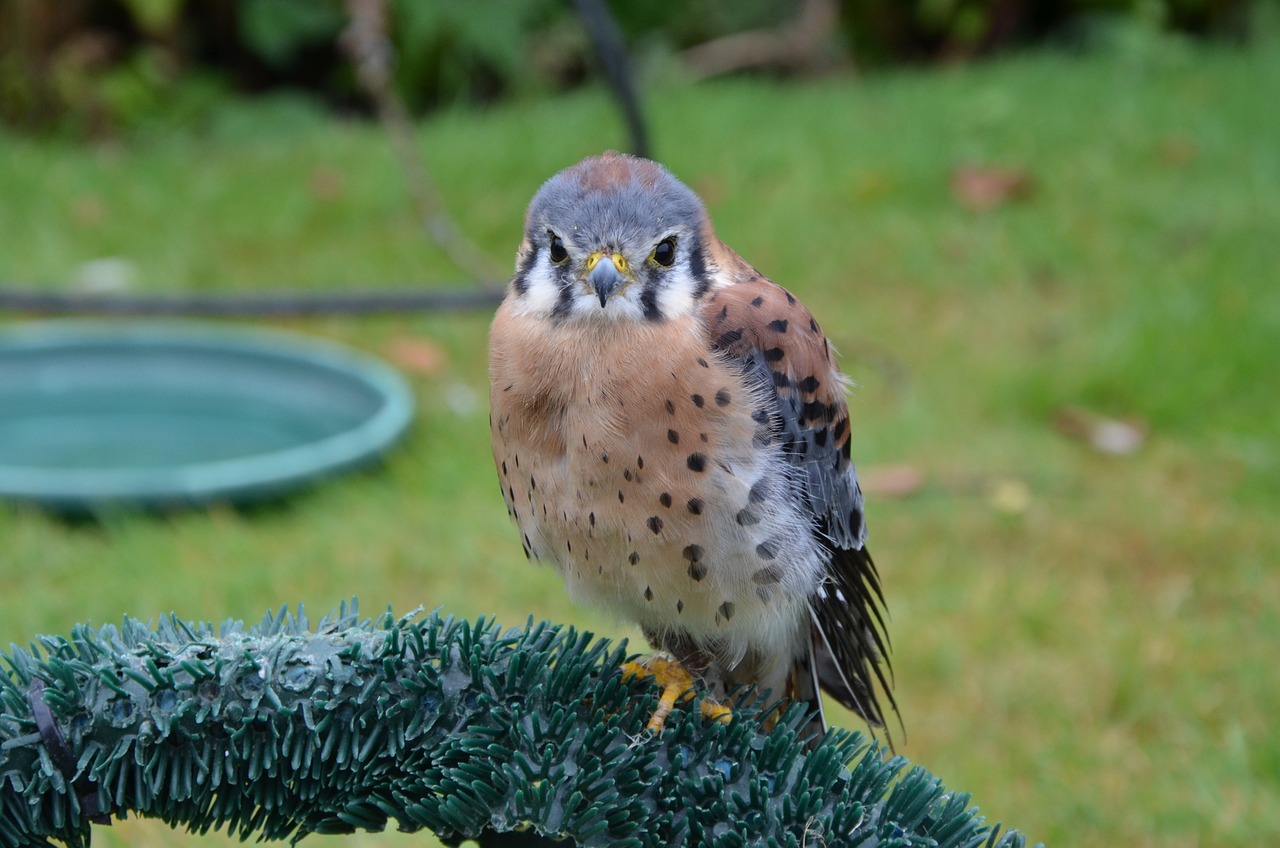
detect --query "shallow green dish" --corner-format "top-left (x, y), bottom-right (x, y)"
top-left (0, 321), bottom-right (415, 511)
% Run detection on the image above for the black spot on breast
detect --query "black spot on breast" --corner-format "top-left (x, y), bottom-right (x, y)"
top-left (629, 551), bottom-right (640, 565)
top-left (764, 347), bottom-right (785, 362)
top-left (687, 498), bottom-right (703, 515)
top-left (677, 599), bottom-right (684, 613)
top-left (768, 319), bottom-right (789, 333)
top-left (648, 516), bottom-right (664, 534)
top-left (748, 478), bottom-right (769, 504)
top-left (697, 357), bottom-right (709, 368)
top-left (718, 601), bottom-right (735, 622)
top-left (618, 490), bottom-right (625, 503)
top-left (682, 544), bottom-right (704, 563)
top-left (716, 305), bottom-right (729, 323)
top-left (660, 492), bottom-right (672, 508)
top-left (637, 455), bottom-right (644, 469)
top-left (797, 376), bottom-right (821, 393)
top-left (735, 507), bottom-right (760, 526)
top-left (773, 371), bottom-right (791, 389)
top-left (751, 407), bottom-right (770, 424)
top-left (753, 565), bottom-right (783, 584)
top-left (530, 475), bottom-right (537, 490)
top-left (566, 540), bottom-right (572, 553)
top-left (623, 469), bottom-right (633, 482)
top-left (589, 511), bottom-right (596, 527)
top-left (756, 541), bottom-right (777, 560)
top-left (601, 452), bottom-right (610, 463)
top-left (813, 428), bottom-right (829, 447)
top-left (645, 586), bottom-right (654, 601)
top-left (833, 418), bottom-right (848, 441)
top-left (715, 388), bottom-right (731, 407)
top-left (668, 429), bottom-right (680, 444)
top-left (785, 291), bottom-right (796, 306)
top-left (665, 399), bottom-right (676, 415)
top-left (810, 317), bottom-right (819, 332)
top-left (691, 393), bottom-right (704, 408)
top-left (688, 561), bottom-right (707, 581)
top-left (750, 296), bottom-right (764, 307)
top-left (687, 453), bottom-right (707, 472)
top-left (501, 460), bottom-right (507, 476)
top-left (507, 485), bottom-right (515, 502)
top-left (699, 432), bottom-right (708, 443)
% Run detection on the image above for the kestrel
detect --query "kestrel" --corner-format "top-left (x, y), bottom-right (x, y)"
top-left (489, 152), bottom-right (895, 737)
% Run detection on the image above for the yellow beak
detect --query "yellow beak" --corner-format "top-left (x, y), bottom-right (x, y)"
top-left (584, 251), bottom-right (630, 307)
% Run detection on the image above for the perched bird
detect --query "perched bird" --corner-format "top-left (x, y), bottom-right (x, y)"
top-left (489, 152), bottom-right (895, 738)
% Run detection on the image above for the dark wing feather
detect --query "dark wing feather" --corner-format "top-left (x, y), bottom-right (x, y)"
top-left (700, 271), bottom-right (898, 739)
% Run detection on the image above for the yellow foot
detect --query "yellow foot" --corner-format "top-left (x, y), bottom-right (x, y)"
top-left (621, 655), bottom-right (732, 733)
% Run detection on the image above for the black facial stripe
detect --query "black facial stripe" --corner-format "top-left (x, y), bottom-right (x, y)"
top-left (551, 273), bottom-right (575, 320)
top-left (512, 243), bottom-right (539, 296)
top-left (640, 280), bottom-right (662, 321)
top-left (688, 243), bottom-right (710, 300)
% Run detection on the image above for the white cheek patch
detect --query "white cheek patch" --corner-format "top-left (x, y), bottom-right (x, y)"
top-left (515, 263), bottom-right (567, 318)
top-left (654, 264), bottom-right (700, 318)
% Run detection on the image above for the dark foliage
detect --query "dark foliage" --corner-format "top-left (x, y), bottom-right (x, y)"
top-left (0, 0), bottom-right (1258, 135)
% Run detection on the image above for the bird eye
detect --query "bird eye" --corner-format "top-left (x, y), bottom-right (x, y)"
top-left (652, 237), bottom-right (676, 267)
top-left (548, 234), bottom-right (568, 264)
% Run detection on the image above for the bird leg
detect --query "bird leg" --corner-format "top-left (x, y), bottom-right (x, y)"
top-left (621, 654), bottom-right (732, 733)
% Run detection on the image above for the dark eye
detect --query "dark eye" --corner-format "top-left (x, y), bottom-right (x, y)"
top-left (549, 234), bottom-right (568, 264)
top-left (652, 237), bottom-right (676, 267)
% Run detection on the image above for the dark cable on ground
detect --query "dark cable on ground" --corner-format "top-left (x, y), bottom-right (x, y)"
top-left (0, 285), bottom-right (503, 317)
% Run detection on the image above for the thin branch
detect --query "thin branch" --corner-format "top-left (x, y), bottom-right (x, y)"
top-left (340, 0), bottom-right (504, 283)
top-left (679, 0), bottom-right (848, 80)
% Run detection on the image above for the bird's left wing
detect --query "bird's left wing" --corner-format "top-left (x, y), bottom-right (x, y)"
top-left (698, 266), bottom-right (897, 733)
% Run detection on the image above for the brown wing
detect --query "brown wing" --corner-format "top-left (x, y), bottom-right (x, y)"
top-left (698, 258), bottom-right (898, 736)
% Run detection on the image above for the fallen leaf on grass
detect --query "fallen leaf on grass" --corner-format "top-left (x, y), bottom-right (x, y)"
top-left (988, 478), bottom-right (1031, 514)
top-left (950, 165), bottom-right (1035, 212)
top-left (1158, 135), bottom-right (1197, 168)
top-left (386, 337), bottom-right (448, 376)
top-left (309, 165), bottom-right (346, 201)
top-left (71, 257), bottom-right (136, 293)
top-left (1055, 405), bottom-right (1147, 456)
top-left (71, 194), bottom-right (106, 226)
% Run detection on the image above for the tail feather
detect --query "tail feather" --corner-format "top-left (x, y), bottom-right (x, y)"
top-left (809, 544), bottom-right (900, 746)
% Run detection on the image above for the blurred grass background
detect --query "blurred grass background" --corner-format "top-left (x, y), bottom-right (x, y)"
top-left (2, 4), bottom-right (1278, 847)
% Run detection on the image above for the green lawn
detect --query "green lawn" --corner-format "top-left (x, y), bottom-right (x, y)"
top-left (1, 30), bottom-right (1277, 848)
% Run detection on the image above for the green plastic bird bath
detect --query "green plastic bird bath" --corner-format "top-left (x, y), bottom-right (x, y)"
top-left (0, 321), bottom-right (415, 511)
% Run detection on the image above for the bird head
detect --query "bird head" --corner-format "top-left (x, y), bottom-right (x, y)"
top-left (507, 152), bottom-right (717, 323)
